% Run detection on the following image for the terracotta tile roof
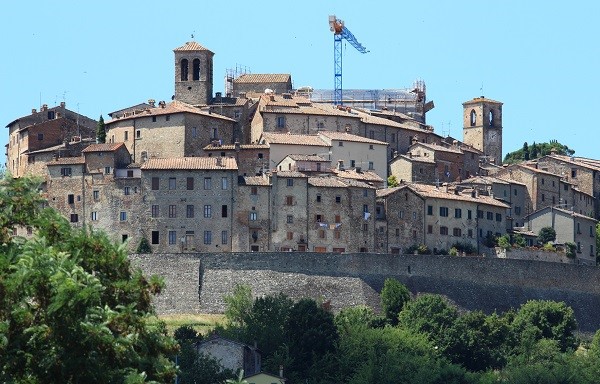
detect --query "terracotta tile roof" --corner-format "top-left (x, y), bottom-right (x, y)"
top-left (524, 206), bottom-right (598, 222)
top-left (274, 171), bottom-right (308, 178)
top-left (47, 156), bottom-right (85, 165)
top-left (318, 131), bottom-right (388, 146)
top-left (173, 41), bottom-right (212, 52)
top-left (27, 138), bottom-right (96, 154)
top-left (141, 157), bottom-right (237, 170)
top-left (127, 163), bottom-right (141, 169)
top-left (512, 163), bottom-right (561, 177)
top-left (543, 154), bottom-right (600, 171)
top-left (240, 176), bottom-right (270, 186)
top-left (412, 142), bottom-right (463, 154)
top-left (233, 74), bottom-right (291, 83)
top-left (409, 183), bottom-right (510, 208)
top-left (332, 168), bottom-right (384, 183)
top-left (308, 176), bottom-right (348, 188)
top-left (202, 143), bottom-right (269, 151)
top-left (462, 96), bottom-right (503, 105)
top-left (260, 132), bottom-right (329, 147)
top-left (395, 154), bottom-right (436, 164)
top-left (107, 100), bottom-right (235, 124)
top-left (340, 178), bottom-right (377, 189)
top-left (286, 154), bottom-right (328, 162)
top-left (82, 142), bottom-right (126, 153)
top-left (377, 185), bottom-right (407, 198)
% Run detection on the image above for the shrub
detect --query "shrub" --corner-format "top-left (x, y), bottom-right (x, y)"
top-left (565, 242), bottom-right (577, 258)
top-left (449, 247), bottom-right (459, 256)
top-left (538, 227), bottom-right (556, 245)
top-left (451, 242), bottom-right (477, 255)
top-left (136, 237), bottom-right (152, 253)
top-left (513, 233), bottom-right (526, 247)
top-left (497, 234), bottom-right (511, 250)
top-left (542, 242), bottom-right (556, 251)
top-left (405, 244), bottom-right (431, 255)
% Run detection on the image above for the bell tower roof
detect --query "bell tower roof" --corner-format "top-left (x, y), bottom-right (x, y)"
top-left (174, 41), bottom-right (213, 53)
top-left (463, 96), bottom-right (503, 106)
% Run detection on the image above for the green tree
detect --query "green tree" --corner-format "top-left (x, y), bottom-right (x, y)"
top-left (523, 142), bottom-right (530, 161)
top-left (530, 141), bottom-right (538, 158)
top-left (0, 176), bottom-right (178, 383)
top-left (136, 236), bottom-right (152, 253)
top-left (511, 300), bottom-right (578, 352)
top-left (398, 294), bottom-right (459, 345)
top-left (387, 175), bottom-right (399, 187)
top-left (513, 233), bottom-right (526, 247)
top-left (537, 226), bottom-right (557, 245)
top-left (96, 115), bottom-right (106, 143)
top-left (380, 278), bottom-right (410, 325)
top-left (503, 140), bottom-right (575, 164)
top-left (223, 284), bottom-right (253, 327)
top-left (498, 234), bottom-right (511, 250)
top-left (335, 305), bottom-right (378, 334)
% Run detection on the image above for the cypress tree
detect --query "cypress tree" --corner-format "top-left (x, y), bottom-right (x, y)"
top-left (96, 115), bottom-right (106, 143)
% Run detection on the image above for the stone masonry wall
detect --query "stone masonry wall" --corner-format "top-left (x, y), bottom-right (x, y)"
top-left (130, 252), bottom-right (600, 332)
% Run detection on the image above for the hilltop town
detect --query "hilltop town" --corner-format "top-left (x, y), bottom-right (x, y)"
top-left (4, 41), bottom-right (598, 265)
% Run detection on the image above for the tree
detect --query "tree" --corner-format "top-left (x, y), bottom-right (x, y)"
top-left (522, 142), bottom-right (530, 161)
top-left (96, 115), bottom-right (106, 144)
top-left (136, 236), bottom-right (152, 253)
top-left (511, 300), bottom-right (578, 352)
top-left (387, 175), bottom-right (399, 187)
top-left (530, 141), bottom-right (538, 158)
top-left (223, 284), bottom-right (253, 327)
top-left (537, 226), bottom-right (557, 245)
top-left (397, 294), bottom-right (459, 345)
top-left (225, 369), bottom-right (248, 384)
top-left (0, 176), bottom-right (178, 383)
top-left (503, 140), bottom-right (575, 164)
top-left (380, 278), bottom-right (410, 325)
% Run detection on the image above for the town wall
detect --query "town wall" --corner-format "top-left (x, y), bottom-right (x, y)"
top-left (130, 252), bottom-right (600, 332)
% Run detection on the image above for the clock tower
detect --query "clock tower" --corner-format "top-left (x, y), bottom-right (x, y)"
top-left (462, 96), bottom-right (503, 165)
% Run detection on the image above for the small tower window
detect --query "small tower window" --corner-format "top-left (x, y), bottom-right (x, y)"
top-left (193, 59), bottom-right (200, 81)
top-left (180, 59), bottom-right (189, 81)
top-left (470, 109), bottom-right (476, 126)
top-left (489, 110), bottom-right (494, 127)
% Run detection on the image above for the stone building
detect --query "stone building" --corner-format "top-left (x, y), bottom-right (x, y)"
top-left (277, 154), bottom-right (330, 173)
top-left (234, 175), bottom-right (272, 252)
top-left (232, 73), bottom-right (292, 96)
top-left (174, 41), bottom-right (214, 106)
top-left (524, 206), bottom-right (597, 265)
top-left (5, 103), bottom-right (96, 177)
top-left (195, 335), bottom-right (261, 376)
top-left (202, 142), bottom-right (270, 176)
top-left (388, 153), bottom-right (436, 184)
top-left (139, 157), bottom-right (238, 253)
top-left (462, 96), bottom-right (503, 166)
top-left (105, 100), bottom-right (236, 162)
top-left (260, 132), bottom-right (331, 167)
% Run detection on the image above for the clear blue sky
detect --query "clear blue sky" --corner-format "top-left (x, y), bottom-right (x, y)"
top-left (2, 1), bottom-right (599, 160)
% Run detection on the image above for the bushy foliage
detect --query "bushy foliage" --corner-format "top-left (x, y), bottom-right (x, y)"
top-left (0, 176), bottom-right (177, 383)
top-left (538, 226), bottom-right (557, 245)
top-left (451, 241), bottom-right (477, 255)
top-left (136, 236), bottom-right (152, 253)
top-left (223, 284), bottom-right (253, 327)
top-left (513, 233), bottom-right (526, 247)
top-left (406, 244), bottom-right (432, 255)
top-left (380, 278), bottom-right (410, 325)
top-left (497, 234), bottom-right (511, 250)
top-left (387, 175), bottom-right (399, 187)
top-left (565, 242), bottom-right (577, 258)
top-left (503, 140), bottom-right (575, 164)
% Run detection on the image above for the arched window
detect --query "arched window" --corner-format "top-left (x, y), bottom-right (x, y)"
top-left (193, 59), bottom-right (200, 81)
top-left (180, 59), bottom-right (189, 81)
top-left (470, 110), bottom-right (476, 126)
top-left (489, 110), bottom-right (494, 127)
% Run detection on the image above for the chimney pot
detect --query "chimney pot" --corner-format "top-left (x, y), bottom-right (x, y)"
top-left (60, 101), bottom-right (65, 108)
top-left (32, 108), bottom-right (37, 114)
top-left (148, 99), bottom-right (156, 107)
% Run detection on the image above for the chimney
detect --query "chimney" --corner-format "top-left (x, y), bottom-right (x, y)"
top-left (411, 135), bottom-right (419, 145)
top-left (337, 160), bottom-right (345, 171)
top-left (443, 182), bottom-right (448, 193)
top-left (239, 92), bottom-right (247, 99)
top-left (60, 101), bottom-right (66, 108)
top-left (216, 92), bottom-right (222, 103)
top-left (31, 108), bottom-right (37, 114)
top-left (234, 141), bottom-right (240, 152)
top-left (41, 104), bottom-right (48, 112)
top-left (216, 157), bottom-right (223, 166)
top-left (148, 99), bottom-right (156, 107)
top-left (355, 166), bottom-right (362, 173)
top-left (269, 95), bottom-right (276, 102)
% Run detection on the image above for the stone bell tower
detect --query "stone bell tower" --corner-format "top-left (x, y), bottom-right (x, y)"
top-left (173, 41), bottom-right (214, 105)
top-left (462, 96), bottom-right (503, 165)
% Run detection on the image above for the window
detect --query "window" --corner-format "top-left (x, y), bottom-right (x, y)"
top-left (427, 225), bottom-right (433, 234)
top-left (249, 211), bottom-right (257, 221)
top-left (318, 230), bottom-right (325, 239)
top-left (120, 211), bottom-right (127, 221)
top-left (391, 133), bottom-right (396, 142)
top-left (470, 109), bottom-right (476, 126)
top-left (180, 59), bottom-right (188, 80)
top-left (151, 205), bottom-right (159, 218)
top-left (467, 210), bottom-right (472, 219)
top-left (395, 228), bottom-right (400, 237)
top-left (151, 231), bottom-right (160, 244)
top-left (591, 226), bottom-right (594, 237)
top-left (221, 205), bottom-right (228, 218)
top-left (286, 196), bottom-right (293, 205)
top-left (515, 206), bottom-right (521, 215)
top-left (168, 231), bottom-right (177, 245)
top-left (453, 228), bottom-right (462, 237)
top-left (369, 130), bottom-right (375, 139)
top-left (350, 160), bottom-right (356, 168)
top-left (204, 177), bottom-right (212, 190)
top-left (38, 133), bottom-right (44, 140)
top-left (211, 127), bottom-right (218, 140)
top-left (169, 178), bottom-right (176, 190)
top-left (496, 213), bottom-right (502, 222)
top-left (440, 207), bottom-right (449, 217)
top-left (412, 211), bottom-right (417, 220)
top-left (68, 194), bottom-right (75, 204)
top-left (541, 178), bottom-right (545, 185)
top-left (286, 215), bottom-right (294, 224)
top-left (61, 167), bottom-right (72, 177)
top-left (335, 195), bottom-right (341, 203)
top-left (287, 231), bottom-right (294, 240)
top-left (222, 177), bottom-right (228, 190)
top-left (468, 229), bottom-right (473, 238)
top-left (335, 215), bottom-right (341, 223)
top-left (221, 230), bottom-right (228, 245)
top-left (136, 130), bottom-right (141, 139)
top-left (427, 205), bottom-right (433, 215)
top-left (250, 186), bottom-right (258, 195)
top-left (487, 212), bottom-right (493, 220)
top-left (186, 205), bottom-right (194, 218)
top-left (455, 208), bottom-right (462, 218)
top-left (93, 190), bottom-right (99, 200)
top-left (364, 189), bottom-right (369, 197)
top-left (258, 153), bottom-right (264, 159)
top-left (287, 178), bottom-right (294, 187)
top-left (152, 115), bottom-right (157, 122)
top-left (204, 231), bottom-right (212, 245)
top-left (440, 226), bottom-right (448, 235)
top-left (124, 186), bottom-right (131, 195)
top-left (316, 194), bottom-right (322, 202)
top-left (363, 223), bottom-right (369, 231)
top-left (169, 205), bottom-right (177, 218)
top-left (315, 214), bottom-right (323, 222)
top-left (276, 116), bottom-right (285, 128)
top-left (124, 131), bottom-right (128, 141)
top-left (151, 177), bottom-right (159, 190)
top-left (541, 194), bottom-right (545, 202)
top-left (338, 141), bottom-right (344, 147)
top-left (369, 144), bottom-right (374, 150)
top-left (572, 169), bottom-right (577, 178)
top-left (398, 211), bottom-right (404, 219)
top-left (91, 211), bottom-right (98, 221)
top-left (368, 161), bottom-right (374, 170)
top-left (334, 230), bottom-right (341, 239)
top-left (192, 58), bottom-right (200, 80)
top-left (186, 177), bottom-right (194, 190)
top-left (363, 204), bottom-right (369, 213)
top-left (204, 205), bottom-right (212, 218)
top-left (477, 210), bottom-right (484, 219)
top-left (70, 214), bottom-right (78, 223)
top-left (104, 167), bottom-right (111, 175)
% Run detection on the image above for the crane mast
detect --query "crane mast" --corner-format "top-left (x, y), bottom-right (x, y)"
top-left (328, 15), bottom-right (369, 106)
